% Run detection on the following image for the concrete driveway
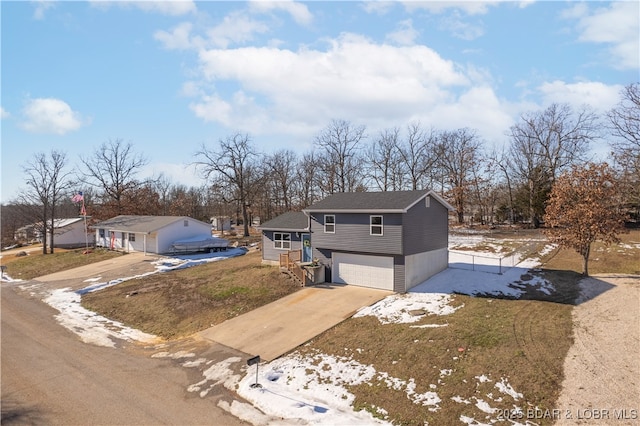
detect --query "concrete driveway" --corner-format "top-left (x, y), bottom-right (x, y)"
top-left (199, 283), bottom-right (391, 361)
top-left (33, 252), bottom-right (159, 290)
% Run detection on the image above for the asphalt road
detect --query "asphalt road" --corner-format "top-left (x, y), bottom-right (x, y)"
top-left (1, 280), bottom-right (247, 425)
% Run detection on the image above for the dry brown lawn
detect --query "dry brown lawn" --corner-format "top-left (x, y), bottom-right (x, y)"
top-left (81, 250), bottom-right (301, 339)
top-left (541, 229), bottom-right (640, 275)
top-left (1, 246), bottom-right (122, 280)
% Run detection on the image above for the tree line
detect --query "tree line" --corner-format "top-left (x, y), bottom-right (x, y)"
top-left (2, 83), bottom-right (638, 250)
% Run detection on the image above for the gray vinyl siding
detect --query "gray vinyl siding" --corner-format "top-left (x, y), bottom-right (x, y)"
top-left (403, 195), bottom-right (449, 256)
top-left (309, 213), bottom-right (403, 255)
top-left (261, 231), bottom-right (303, 262)
top-left (393, 255), bottom-right (406, 293)
top-left (312, 248), bottom-right (333, 283)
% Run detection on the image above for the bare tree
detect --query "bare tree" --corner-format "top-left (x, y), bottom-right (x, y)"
top-left (437, 128), bottom-right (483, 224)
top-left (194, 133), bottom-right (263, 237)
top-left (366, 127), bottom-right (405, 191)
top-left (398, 122), bottom-right (439, 190)
top-left (152, 173), bottom-right (173, 216)
top-left (21, 150), bottom-right (74, 254)
top-left (607, 82), bottom-right (640, 153)
top-left (295, 151), bottom-right (319, 209)
top-left (79, 139), bottom-right (148, 216)
top-left (534, 103), bottom-right (598, 181)
top-left (607, 82), bottom-right (640, 220)
top-left (488, 147), bottom-right (516, 224)
top-left (265, 149), bottom-right (298, 214)
top-left (508, 103), bottom-right (598, 227)
top-left (315, 119), bottom-right (366, 194)
top-left (544, 162), bottom-right (627, 276)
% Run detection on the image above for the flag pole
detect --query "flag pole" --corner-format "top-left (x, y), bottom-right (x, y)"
top-left (82, 199), bottom-right (89, 253)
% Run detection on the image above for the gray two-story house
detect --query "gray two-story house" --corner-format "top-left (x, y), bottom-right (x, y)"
top-left (260, 190), bottom-right (454, 293)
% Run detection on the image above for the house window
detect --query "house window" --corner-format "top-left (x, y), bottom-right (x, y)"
top-left (324, 215), bottom-right (335, 233)
top-left (129, 233), bottom-right (136, 242)
top-left (425, 196), bottom-right (430, 208)
top-left (99, 229), bottom-right (105, 238)
top-left (274, 233), bottom-right (291, 250)
top-left (370, 215), bottom-right (383, 235)
top-left (184, 220), bottom-right (189, 227)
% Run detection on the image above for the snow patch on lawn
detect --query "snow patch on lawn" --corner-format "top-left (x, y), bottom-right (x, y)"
top-left (354, 292), bottom-right (461, 324)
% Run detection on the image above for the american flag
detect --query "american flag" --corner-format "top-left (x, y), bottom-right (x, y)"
top-left (71, 191), bottom-right (84, 203)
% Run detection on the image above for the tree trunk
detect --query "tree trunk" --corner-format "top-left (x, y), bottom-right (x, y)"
top-left (241, 204), bottom-right (250, 237)
top-left (529, 178), bottom-right (536, 228)
top-left (581, 243), bottom-right (591, 276)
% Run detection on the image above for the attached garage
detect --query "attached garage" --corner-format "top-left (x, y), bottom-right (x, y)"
top-left (332, 252), bottom-right (394, 291)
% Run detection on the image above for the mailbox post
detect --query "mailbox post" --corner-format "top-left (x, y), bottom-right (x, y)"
top-left (247, 355), bottom-right (262, 389)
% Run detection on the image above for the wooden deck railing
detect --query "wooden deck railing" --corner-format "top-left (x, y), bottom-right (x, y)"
top-left (279, 250), bottom-right (305, 285)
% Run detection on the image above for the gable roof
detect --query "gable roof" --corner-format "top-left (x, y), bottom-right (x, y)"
top-left (258, 211), bottom-right (309, 231)
top-left (52, 218), bottom-right (84, 228)
top-left (92, 215), bottom-right (210, 233)
top-left (303, 190), bottom-right (454, 213)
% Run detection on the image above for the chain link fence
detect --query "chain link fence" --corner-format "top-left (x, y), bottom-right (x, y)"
top-left (448, 250), bottom-right (523, 275)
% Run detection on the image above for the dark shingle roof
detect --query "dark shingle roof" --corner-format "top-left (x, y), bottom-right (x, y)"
top-left (259, 211), bottom-right (309, 231)
top-left (304, 190), bottom-right (452, 213)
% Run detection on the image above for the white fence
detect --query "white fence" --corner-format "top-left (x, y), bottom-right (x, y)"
top-left (449, 250), bottom-right (522, 275)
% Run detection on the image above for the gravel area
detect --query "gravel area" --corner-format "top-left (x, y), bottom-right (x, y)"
top-left (555, 275), bottom-right (640, 425)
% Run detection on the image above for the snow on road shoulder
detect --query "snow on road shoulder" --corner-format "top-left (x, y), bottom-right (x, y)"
top-left (44, 287), bottom-right (157, 347)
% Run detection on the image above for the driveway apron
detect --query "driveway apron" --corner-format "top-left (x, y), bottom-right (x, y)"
top-left (32, 252), bottom-right (158, 290)
top-left (199, 283), bottom-right (391, 361)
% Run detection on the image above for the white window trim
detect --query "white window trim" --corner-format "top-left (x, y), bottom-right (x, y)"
top-left (370, 215), bottom-right (383, 236)
top-left (324, 215), bottom-right (335, 233)
top-left (273, 232), bottom-right (291, 250)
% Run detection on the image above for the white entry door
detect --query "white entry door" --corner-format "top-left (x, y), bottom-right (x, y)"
top-left (332, 253), bottom-right (394, 290)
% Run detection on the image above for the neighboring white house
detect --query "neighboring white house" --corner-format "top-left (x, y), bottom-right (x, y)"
top-left (46, 218), bottom-right (94, 249)
top-left (211, 216), bottom-right (232, 232)
top-left (14, 224), bottom-right (40, 243)
top-left (92, 215), bottom-right (212, 254)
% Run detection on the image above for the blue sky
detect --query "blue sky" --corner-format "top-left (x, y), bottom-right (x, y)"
top-left (1, 1), bottom-right (638, 203)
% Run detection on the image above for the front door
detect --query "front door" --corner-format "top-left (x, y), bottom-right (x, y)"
top-left (302, 233), bottom-right (312, 262)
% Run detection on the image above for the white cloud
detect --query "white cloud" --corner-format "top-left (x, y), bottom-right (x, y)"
top-left (154, 22), bottom-right (204, 50)
top-left (0, 107), bottom-right (10, 119)
top-left (32, 0), bottom-right (55, 20)
top-left (403, 1), bottom-right (499, 16)
top-left (361, 1), bottom-right (396, 15)
top-left (537, 80), bottom-right (623, 113)
top-left (188, 33), bottom-right (518, 140)
top-left (564, 2), bottom-right (639, 70)
top-left (89, 0), bottom-right (196, 16)
top-left (134, 0), bottom-right (196, 16)
top-left (20, 98), bottom-right (86, 135)
top-left (386, 19), bottom-right (419, 46)
top-left (439, 12), bottom-right (485, 40)
top-left (206, 11), bottom-right (270, 48)
top-left (249, 1), bottom-right (313, 26)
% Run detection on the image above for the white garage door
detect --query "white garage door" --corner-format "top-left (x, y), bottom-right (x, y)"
top-left (332, 253), bottom-right (394, 290)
